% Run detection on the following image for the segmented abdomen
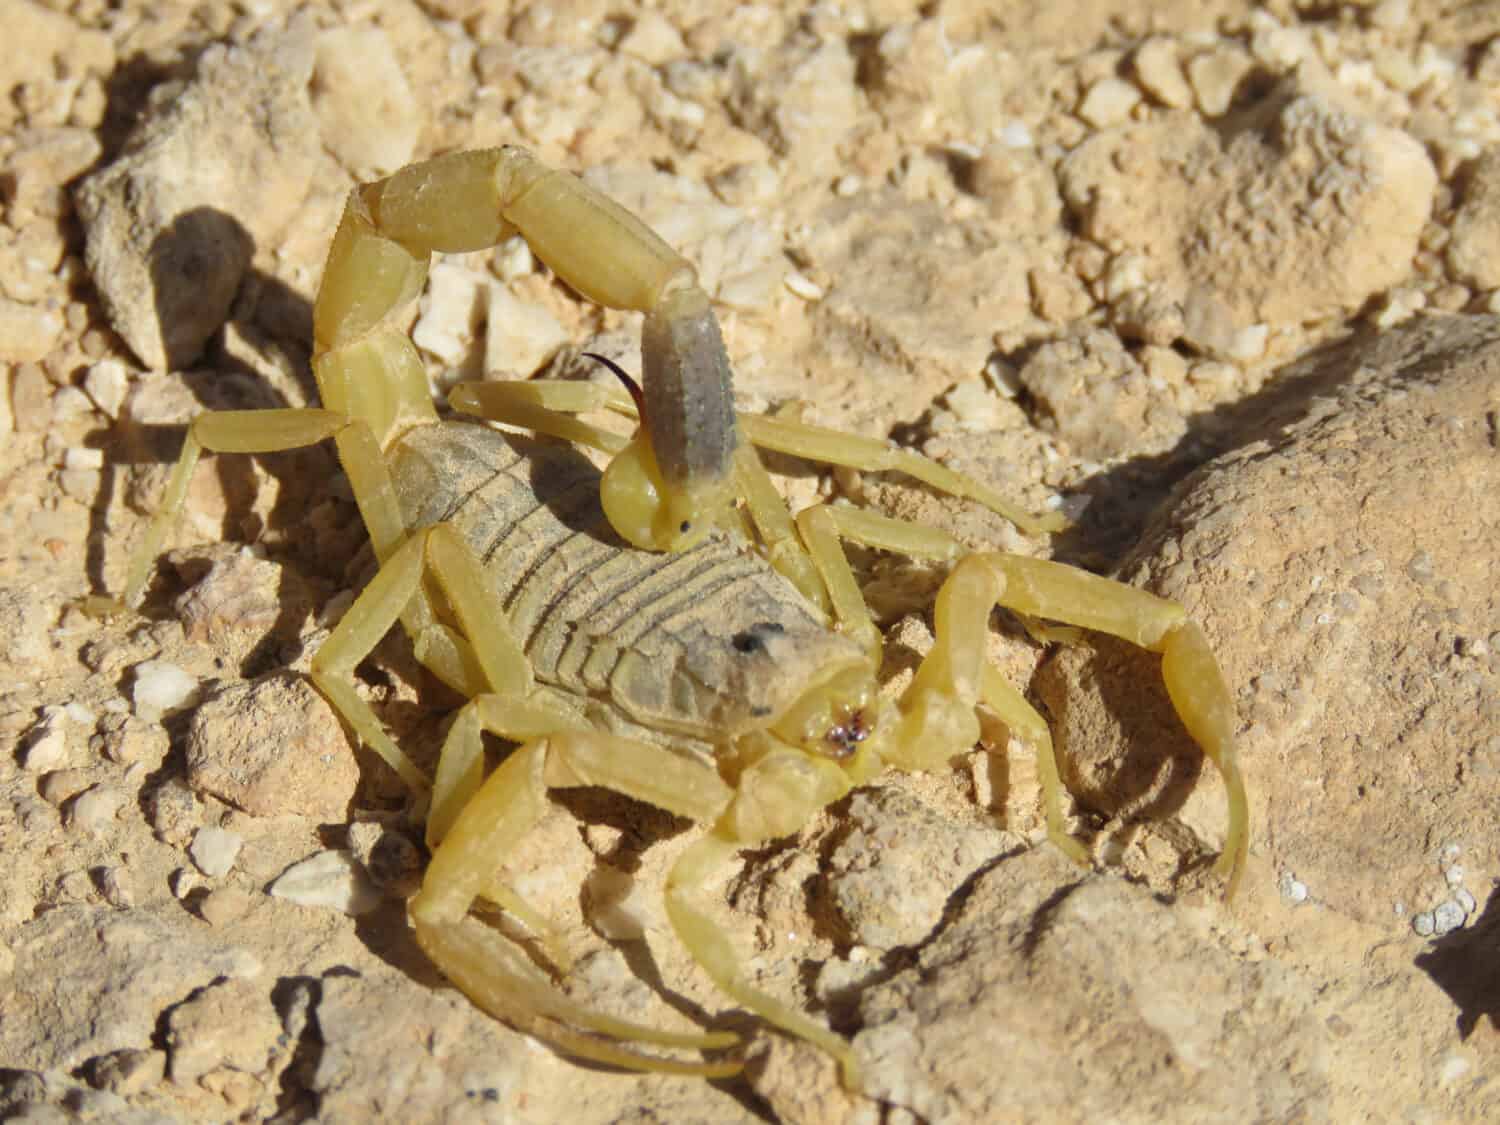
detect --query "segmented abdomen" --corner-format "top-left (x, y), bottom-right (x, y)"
top-left (390, 420), bottom-right (824, 711)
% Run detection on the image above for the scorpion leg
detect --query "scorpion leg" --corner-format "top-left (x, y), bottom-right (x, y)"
top-left (789, 507), bottom-right (1243, 877)
top-left (90, 408), bottom-right (348, 614)
top-left (447, 379), bottom-right (633, 461)
top-left (878, 552), bottom-right (1247, 896)
top-left (739, 412), bottom-right (1068, 538)
top-left (978, 553), bottom-right (1249, 896)
top-left (317, 517), bottom-right (742, 1069)
top-left (811, 527), bottom-right (1091, 867)
top-left (666, 774), bottom-right (864, 1092)
top-left (411, 732), bottom-right (742, 1075)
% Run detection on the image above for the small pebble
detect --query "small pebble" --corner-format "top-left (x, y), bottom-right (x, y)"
top-left (1278, 871), bottom-right (1309, 904)
top-left (1133, 38), bottom-right (1192, 108)
top-left (1432, 900), bottom-right (1465, 935)
top-left (170, 867), bottom-right (202, 900)
top-left (197, 885), bottom-right (253, 928)
top-left (784, 271), bottom-right (825, 301)
top-left (83, 1048), bottom-right (165, 1096)
top-left (1454, 888), bottom-right (1477, 915)
top-left (1077, 76), bottom-right (1141, 128)
top-left (21, 714), bottom-right (68, 771)
top-left (68, 784), bottom-right (126, 833)
top-left (1186, 47), bottom-right (1253, 116)
top-left (82, 358), bottom-right (130, 418)
top-left (95, 865), bottom-right (135, 908)
top-left (347, 822), bottom-right (423, 898)
top-left (63, 446), bottom-right (104, 470)
top-left (189, 826), bottom-right (244, 878)
top-left (1411, 911), bottom-right (1435, 937)
top-left (269, 850), bottom-right (382, 916)
top-left (132, 659), bottom-right (200, 722)
top-left (148, 779), bottom-right (202, 846)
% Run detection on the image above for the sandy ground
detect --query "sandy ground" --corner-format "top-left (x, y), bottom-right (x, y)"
top-left (2, 0), bottom-right (1498, 1122)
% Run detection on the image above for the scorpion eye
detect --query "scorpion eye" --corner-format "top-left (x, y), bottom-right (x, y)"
top-left (731, 620), bottom-right (785, 655)
top-left (680, 520), bottom-right (691, 533)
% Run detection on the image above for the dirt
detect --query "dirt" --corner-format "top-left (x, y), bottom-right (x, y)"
top-left (2, 1), bottom-right (1498, 1122)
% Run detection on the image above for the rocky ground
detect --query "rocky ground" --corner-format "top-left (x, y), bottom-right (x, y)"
top-left (2, 0), bottom-right (1498, 1122)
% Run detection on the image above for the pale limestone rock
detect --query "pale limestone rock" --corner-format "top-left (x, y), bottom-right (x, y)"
top-left (1447, 150), bottom-right (1500, 290)
top-left (20, 710), bottom-right (69, 772)
top-left (1018, 327), bottom-right (1187, 460)
top-left (74, 27), bottom-right (319, 370)
top-left (855, 851), bottom-right (1325, 1121)
top-left (1059, 81), bottom-right (1437, 335)
top-left (0, 906), bottom-right (260, 1071)
top-left (130, 659), bottom-right (200, 722)
top-left (311, 27), bottom-right (421, 177)
top-left (827, 787), bottom-right (1011, 950)
top-left (1134, 37), bottom-right (1193, 108)
top-left (185, 671), bottom-right (358, 819)
top-left (0, 297), bottom-right (64, 364)
top-left (189, 825), bottom-right (244, 878)
top-left (1039, 315), bottom-right (1500, 925)
top-left (1186, 46), bottom-right (1254, 116)
top-left (164, 977), bottom-right (281, 1085)
top-left (5, 127), bottom-right (102, 218)
top-left (1077, 76), bottom-right (1141, 128)
top-left (268, 850), bottom-right (381, 916)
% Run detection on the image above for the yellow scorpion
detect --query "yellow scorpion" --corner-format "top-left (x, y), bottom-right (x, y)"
top-left (98, 147), bottom-right (1248, 1087)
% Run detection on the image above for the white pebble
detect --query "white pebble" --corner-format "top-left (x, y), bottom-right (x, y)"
top-left (189, 826), bottom-right (244, 878)
top-left (1444, 864), bottom-right (1465, 886)
top-left (131, 660), bottom-right (200, 722)
top-left (1454, 888), bottom-right (1477, 915)
top-left (493, 236), bottom-right (534, 282)
top-left (1411, 911), bottom-right (1435, 936)
top-left (784, 272), bottom-right (825, 301)
top-left (170, 867), bottom-right (201, 900)
top-left (1277, 871), bottom-right (1309, 904)
top-left (83, 359), bottom-right (130, 419)
top-left (64, 701), bottom-right (96, 725)
top-left (1432, 900), bottom-right (1465, 935)
top-left (1187, 48), bottom-right (1253, 117)
top-left (269, 850), bottom-right (382, 916)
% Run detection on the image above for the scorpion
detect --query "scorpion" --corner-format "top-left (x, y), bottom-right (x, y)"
top-left (96, 146), bottom-right (1249, 1087)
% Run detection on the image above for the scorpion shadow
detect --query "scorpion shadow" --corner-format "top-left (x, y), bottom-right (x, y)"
top-left (1416, 883), bottom-right (1500, 1039)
